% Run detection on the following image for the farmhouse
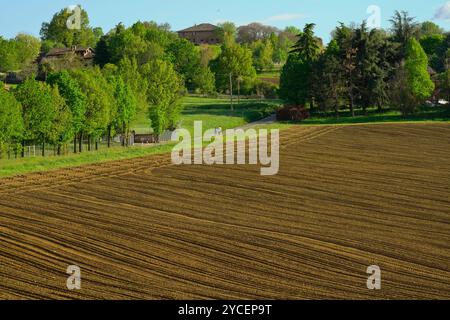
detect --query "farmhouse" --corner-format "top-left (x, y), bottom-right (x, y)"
top-left (177, 23), bottom-right (220, 45)
top-left (39, 46), bottom-right (95, 68)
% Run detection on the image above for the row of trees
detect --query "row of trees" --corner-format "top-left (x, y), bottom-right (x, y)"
top-left (280, 12), bottom-right (440, 116)
top-left (0, 67), bottom-right (139, 158)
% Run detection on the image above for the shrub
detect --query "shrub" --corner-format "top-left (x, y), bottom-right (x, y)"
top-left (276, 105), bottom-right (310, 121)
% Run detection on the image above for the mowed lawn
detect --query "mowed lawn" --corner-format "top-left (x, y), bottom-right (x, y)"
top-left (131, 96), bottom-right (282, 134)
top-left (0, 123), bottom-right (449, 299)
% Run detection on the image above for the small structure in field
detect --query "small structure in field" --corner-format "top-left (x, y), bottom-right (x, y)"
top-left (177, 24), bottom-right (220, 45)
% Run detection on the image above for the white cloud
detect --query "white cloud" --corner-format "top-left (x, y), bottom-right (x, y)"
top-left (264, 13), bottom-right (305, 23)
top-left (434, 2), bottom-right (450, 20)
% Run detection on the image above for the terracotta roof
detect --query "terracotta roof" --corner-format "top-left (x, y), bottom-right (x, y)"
top-left (178, 23), bottom-right (218, 33)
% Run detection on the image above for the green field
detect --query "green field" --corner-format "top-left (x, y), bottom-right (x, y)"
top-left (131, 96), bottom-right (282, 134)
top-left (302, 106), bottom-right (450, 126)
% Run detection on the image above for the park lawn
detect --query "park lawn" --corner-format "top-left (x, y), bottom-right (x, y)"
top-left (131, 95), bottom-right (282, 134)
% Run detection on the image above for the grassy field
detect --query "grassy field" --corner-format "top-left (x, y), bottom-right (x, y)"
top-left (257, 69), bottom-right (281, 86)
top-left (303, 106), bottom-right (450, 125)
top-left (131, 96), bottom-right (282, 134)
top-left (1, 123), bottom-right (449, 299)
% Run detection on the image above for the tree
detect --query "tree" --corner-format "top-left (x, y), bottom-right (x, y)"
top-left (210, 42), bottom-right (257, 95)
top-left (167, 38), bottom-right (202, 90)
top-left (314, 40), bottom-right (343, 117)
top-left (420, 34), bottom-right (446, 72)
top-left (107, 74), bottom-right (138, 146)
top-left (404, 38), bottom-right (435, 101)
top-left (333, 23), bottom-right (358, 116)
top-left (47, 71), bottom-right (87, 153)
top-left (0, 34), bottom-right (40, 72)
top-left (192, 66), bottom-right (216, 95)
top-left (290, 23), bottom-right (322, 60)
top-left (390, 11), bottom-right (418, 54)
top-left (279, 54), bottom-right (310, 105)
top-left (47, 85), bottom-right (73, 155)
top-left (70, 67), bottom-right (114, 151)
top-left (237, 23), bottom-right (278, 43)
top-left (14, 78), bottom-right (60, 156)
top-left (418, 21), bottom-right (444, 38)
top-left (117, 57), bottom-right (148, 111)
top-left (40, 5), bottom-right (99, 48)
top-left (0, 89), bottom-right (23, 158)
top-left (141, 59), bottom-right (184, 135)
top-left (280, 23), bottom-right (321, 110)
top-left (14, 34), bottom-right (41, 67)
top-left (216, 22), bottom-right (237, 44)
top-left (391, 39), bottom-right (434, 115)
top-left (250, 40), bottom-right (274, 72)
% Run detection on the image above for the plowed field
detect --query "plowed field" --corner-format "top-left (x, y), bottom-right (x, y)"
top-left (0, 123), bottom-right (449, 299)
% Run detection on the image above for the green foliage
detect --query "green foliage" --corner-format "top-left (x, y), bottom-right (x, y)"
top-left (216, 22), bottom-right (237, 43)
top-left (279, 54), bottom-right (310, 105)
top-left (108, 74), bottom-right (138, 136)
top-left (210, 42), bottom-right (257, 93)
top-left (0, 34), bottom-right (40, 72)
top-left (280, 23), bottom-right (321, 106)
top-left (141, 59), bottom-right (184, 134)
top-left (420, 34), bottom-right (446, 72)
top-left (14, 78), bottom-right (70, 143)
top-left (47, 71), bottom-right (87, 135)
top-left (70, 67), bottom-right (114, 138)
top-left (405, 38), bottom-right (435, 101)
top-left (249, 40), bottom-right (274, 72)
top-left (0, 89), bottom-right (24, 155)
top-left (95, 21), bottom-right (176, 66)
top-left (192, 66), bottom-right (216, 95)
top-left (167, 38), bottom-right (202, 90)
top-left (40, 5), bottom-right (100, 48)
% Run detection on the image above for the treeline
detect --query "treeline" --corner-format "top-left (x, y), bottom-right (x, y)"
top-left (280, 11), bottom-right (448, 116)
top-left (0, 5), bottom-right (291, 158)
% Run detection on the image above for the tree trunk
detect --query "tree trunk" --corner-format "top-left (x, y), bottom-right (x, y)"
top-left (107, 125), bottom-right (111, 148)
top-left (377, 102), bottom-right (383, 112)
top-left (79, 132), bottom-right (83, 153)
top-left (21, 140), bottom-right (25, 158)
top-left (122, 123), bottom-right (126, 147)
top-left (74, 135), bottom-right (77, 154)
top-left (95, 139), bottom-right (98, 151)
top-left (229, 72), bottom-right (234, 111)
top-left (57, 145), bottom-right (61, 156)
top-left (349, 93), bottom-right (355, 117)
top-left (88, 136), bottom-right (91, 151)
top-left (42, 141), bottom-right (45, 157)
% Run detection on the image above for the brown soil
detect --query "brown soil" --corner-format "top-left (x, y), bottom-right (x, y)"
top-left (0, 123), bottom-right (449, 300)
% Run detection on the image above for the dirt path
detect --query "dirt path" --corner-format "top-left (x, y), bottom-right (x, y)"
top-left (0, 124), bottom-right (449, 299)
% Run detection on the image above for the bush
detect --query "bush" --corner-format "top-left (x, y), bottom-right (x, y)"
top-left (276, 105), bottom-right (310, 121)
top-left (255, 81), bottom-right (279, 99)
top-left (243, 103), bottom-right (281, 122)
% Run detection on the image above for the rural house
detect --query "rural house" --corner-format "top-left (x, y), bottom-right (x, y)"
top-left (37, 46), bottom-right (96, 79)
top-left (39, 46), bottom-right (95, 66)
top-left (177, 23), bottom-right (220, 45)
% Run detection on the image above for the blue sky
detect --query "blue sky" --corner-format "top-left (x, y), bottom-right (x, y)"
top-left (2, 0), bottom-right (450, 42)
